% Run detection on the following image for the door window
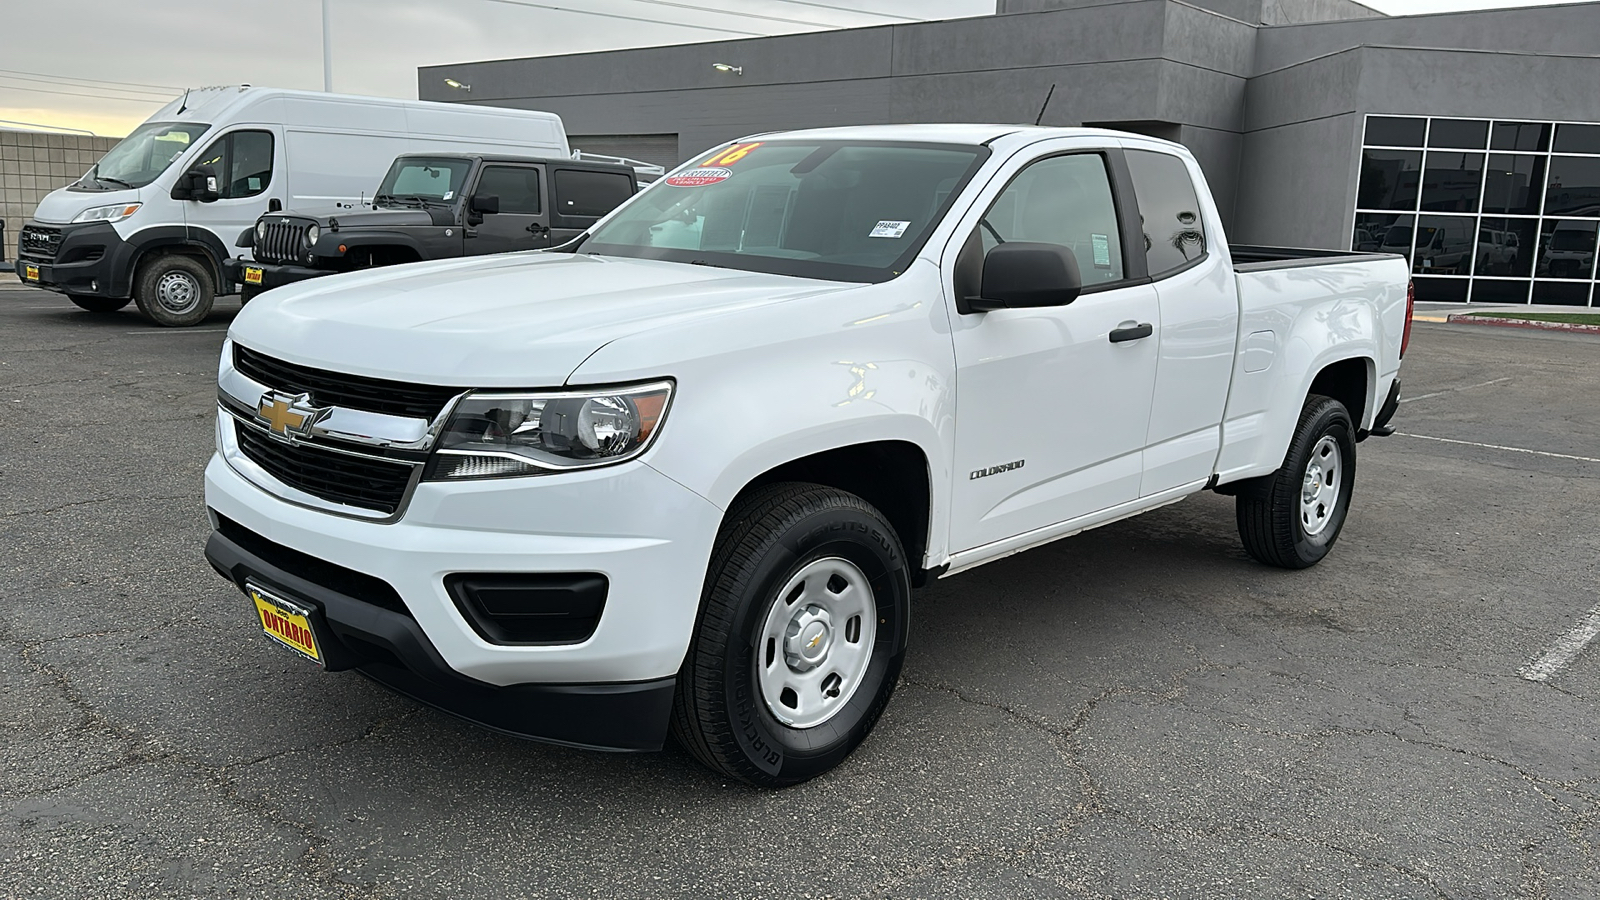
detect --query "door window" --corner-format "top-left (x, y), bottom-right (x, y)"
top-left (475, 166), bottom-right (543, 215)
top-left (553, 169), bottom-right (635, 218)
top-left (194, 130), bottom-right (275, 199)
top-left (978, 153), bottom-right (1125, 285)
top-left (1124, 149), bottom-right (1207, 277)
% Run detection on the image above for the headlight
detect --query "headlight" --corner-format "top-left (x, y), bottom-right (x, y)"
top-left (304, 224), bottom-right (320, 246)
top-left (428, 381), bottom-right (672, 480)
top-left (256, 220), bottom-right (267, 242)
top-left (72, 203), bottom-right (141, 224)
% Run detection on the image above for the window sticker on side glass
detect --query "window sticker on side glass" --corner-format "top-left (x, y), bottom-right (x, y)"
top-left (1091, 233), bottom-right (1112, 268)
top-left (869, 220), bottom-right (911, 239)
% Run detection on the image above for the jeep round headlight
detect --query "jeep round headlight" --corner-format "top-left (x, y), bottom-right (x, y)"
top-left (304, 224), bottom-right (320, 246)
top-left (255, 220), bottom-right (267, 242)
top-left (428, 381), bottom-right (672, 480)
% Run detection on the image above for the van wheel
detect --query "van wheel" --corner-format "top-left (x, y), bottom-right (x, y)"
top-left (671, 483), bottom-right (911, 788)
top-left (134, 255), bottom-right (214, 327)
top-left (67, 295), bottom-right (131, 313)
top-left (1235, 395), bottom-right (1356, 569)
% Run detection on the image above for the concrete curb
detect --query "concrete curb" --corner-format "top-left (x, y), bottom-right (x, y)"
top-left (1447, 314), bottom-right (1600, 335)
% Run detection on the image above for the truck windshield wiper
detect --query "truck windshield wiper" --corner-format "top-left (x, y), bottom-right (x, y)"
top-left (86, 165), bottom-right (133, 189)
top-left (374, 193), bottom-right (425, 208)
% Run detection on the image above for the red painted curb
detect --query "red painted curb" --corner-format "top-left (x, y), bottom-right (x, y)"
top-left (1446, 315), bottom-right (1600, 335)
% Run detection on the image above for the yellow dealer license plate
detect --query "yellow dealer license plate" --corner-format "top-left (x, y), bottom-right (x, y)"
top-left (244, 266), bottom-right (264, 285)
top-left (249, 583), bottom-right (323, 665)
top-left (24, 264), bottom-right (39, 282)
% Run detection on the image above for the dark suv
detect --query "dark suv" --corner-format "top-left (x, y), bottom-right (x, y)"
top-left (224, 153), bottom-right (638, 301)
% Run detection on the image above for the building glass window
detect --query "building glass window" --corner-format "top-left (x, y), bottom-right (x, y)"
top-left (1355, 115), bottom-right (1599, 306)
top-left (1427, 119), bottom-right (1489, 150)
top-left (1365, 116), bottom-right (1426, 147)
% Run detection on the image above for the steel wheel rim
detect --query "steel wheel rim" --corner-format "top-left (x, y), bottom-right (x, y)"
top-left (155, 270), bottom-right (201, 315)
top-left (756, 556), bottom-right (877, 729)
top-left (1300, 435), bottom-right (1342, 537)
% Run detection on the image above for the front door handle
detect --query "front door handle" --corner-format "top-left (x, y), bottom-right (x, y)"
top-left (526, 223), bottom-right (549, 235)
top-left (1109, 322), bottom-right (1154, 343)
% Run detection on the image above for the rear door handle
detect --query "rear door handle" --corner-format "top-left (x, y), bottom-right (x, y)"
top-left (1109, 322), bottom-right (1154, 343)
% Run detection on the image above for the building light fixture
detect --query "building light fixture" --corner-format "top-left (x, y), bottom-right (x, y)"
top-left (711, 63), bottom-right (743, 76)
top-left (444, 78), bottom-right (472, 92)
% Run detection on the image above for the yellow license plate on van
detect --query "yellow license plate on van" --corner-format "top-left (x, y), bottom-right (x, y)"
top-left (24, 264), bottom-right (39, 282)
top-left (249, 583), bottom-right (323, 665)
top-left (244, 266), bottom-right (264, 285)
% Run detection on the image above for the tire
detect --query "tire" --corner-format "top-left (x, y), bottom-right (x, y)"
top-left (1235, 395), bottom-right (1357, 569)
top-left (133, 254), bottom-right (215, 327)
top-left (671, 482), bottom-right (912, 788)
top-left (67, 295), bottom-right (131, 313)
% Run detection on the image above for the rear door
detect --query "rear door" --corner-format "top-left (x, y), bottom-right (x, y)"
top-left (467, 163), bottom-right (551, 254)
top-left (1120, 145), bottom-right (1239, 497)
top-left (945, 143), bottom-right (1162, 553)
top-left (549, 167), bottom-right (637, 246)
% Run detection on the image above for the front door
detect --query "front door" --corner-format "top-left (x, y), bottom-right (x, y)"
top-left (466, 163), bottom-right (551, 254)
top-left (946, 149), bottom-right (1161, 553)
top-left (184, 128), bottom-right (281, 263)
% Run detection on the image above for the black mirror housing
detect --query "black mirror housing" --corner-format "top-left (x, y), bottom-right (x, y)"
top-left (470, 194), bottom-right (500, 215)
top-left (171, 165), bottom-right (220, 203)
top-left (972, 242), bottom-right (1083, 311)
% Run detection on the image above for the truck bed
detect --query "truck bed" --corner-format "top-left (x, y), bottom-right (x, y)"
top-left (1232, 245), bottom-right (1401, 273)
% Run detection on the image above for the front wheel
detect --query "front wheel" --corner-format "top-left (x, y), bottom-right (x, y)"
top-left (1235, 395), bottom-right (1356, 569)
top-left (671, 483), bottom-right (911, 788)
top-left (67, 295), bottom-right (131, 313)
top-left (133, 254), bottom-right (215, 327)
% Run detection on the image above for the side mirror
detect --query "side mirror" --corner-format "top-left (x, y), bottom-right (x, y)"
top-left (469, 194), bottom-right (500, 215)
top-left (171, 165), bottom-right (220, 203)
top-left (969, 242), bottom-right (1083, 312)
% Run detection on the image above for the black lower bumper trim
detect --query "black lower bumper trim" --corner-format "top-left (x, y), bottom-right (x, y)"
top-left (224, 257), bottom-right (332, 297)
top-left (203, 524), bottom-right (675, 752)
top-left (1365, 378), bottom-right (1401, 440)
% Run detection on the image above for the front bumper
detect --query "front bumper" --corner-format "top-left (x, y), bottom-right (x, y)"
top-left (223, 257), bottom-right (332, 298)
top-left (203, 446), bottom-right (724, 750)
top-left (14, 220), bottom-right (136, 298)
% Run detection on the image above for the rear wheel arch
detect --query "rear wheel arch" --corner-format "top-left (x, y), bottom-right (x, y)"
top-left (1307, 356), bottom-right (1371, 427)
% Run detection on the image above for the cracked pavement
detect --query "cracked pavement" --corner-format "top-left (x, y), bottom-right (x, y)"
top-left (1, 289), bottom-right (1597, 898)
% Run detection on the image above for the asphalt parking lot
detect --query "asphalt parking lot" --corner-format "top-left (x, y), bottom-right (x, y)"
top-left (1, 286), bottom-right (1596, 899)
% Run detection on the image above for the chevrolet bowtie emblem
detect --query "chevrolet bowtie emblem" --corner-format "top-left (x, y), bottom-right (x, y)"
top-left (256, 391), bottom-right (328, 441)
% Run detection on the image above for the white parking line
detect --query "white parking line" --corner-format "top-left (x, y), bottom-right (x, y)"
top-left (123, 329), bottom-right (229, 335)
top-left (1396, 433), bottom-right (1600, 464)
top-left (1521, 604), bottom-right (1600, 682)
top-left (1400, 377), bottom-right (1511, 404)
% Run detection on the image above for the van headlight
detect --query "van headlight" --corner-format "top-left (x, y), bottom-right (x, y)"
top-left (427, 381), bottom-right (672, 480)
top-left (72, 203), bottom-right (141, 224)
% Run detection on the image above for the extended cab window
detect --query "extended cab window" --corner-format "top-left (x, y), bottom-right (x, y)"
top-left (979, 153), bottom-right (1125, 285)
top-left (554, 169), bottom-right (633, 218)
top-left (195, 130), bottom-right (274, 200)
top-left (579, 140), bottom-right (988, 283)
top-left (476, 165), bottom-right (543, 215)
top-left (1125, 150), bottom-right (1206, 277)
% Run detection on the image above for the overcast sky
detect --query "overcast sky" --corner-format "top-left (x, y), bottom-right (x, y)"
top-left (0, 0), bottom-right (1581, 137)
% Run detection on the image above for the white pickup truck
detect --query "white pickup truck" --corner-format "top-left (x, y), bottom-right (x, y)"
top-left (204, 125), bottom-right (1411, 787)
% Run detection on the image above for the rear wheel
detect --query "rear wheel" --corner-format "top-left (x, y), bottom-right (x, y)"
top-left (67, 295), bottom-right (131, 313)
top-left (134, 254), bottom-right (214, 327)
top-left (1235, 395), bottom-right (1356, 569)
top-left (671, 483), bottom-right (911, 788)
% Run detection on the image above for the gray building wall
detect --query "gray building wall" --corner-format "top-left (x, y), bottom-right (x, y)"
top-left (2, 130), bottom-right (118, 260)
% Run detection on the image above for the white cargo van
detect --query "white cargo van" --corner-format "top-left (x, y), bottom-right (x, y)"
top-left (12, 86), bottom-right (568, 326)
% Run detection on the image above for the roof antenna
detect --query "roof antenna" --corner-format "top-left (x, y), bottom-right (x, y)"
top-left (1034, 83), bottom-right (1056, 126)
top-left (177, 88), bottom-right (191, 115)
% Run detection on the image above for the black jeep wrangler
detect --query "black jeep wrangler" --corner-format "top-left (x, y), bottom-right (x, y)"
top-left (224, 153), bottom-right (639, 301)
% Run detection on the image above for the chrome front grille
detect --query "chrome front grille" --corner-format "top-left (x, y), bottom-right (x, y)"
top-left (234, 421), bottom-right (416, 515)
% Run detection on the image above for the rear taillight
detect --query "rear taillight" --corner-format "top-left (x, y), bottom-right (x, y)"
top-left (1400, 278), bottom-right (1415, 358)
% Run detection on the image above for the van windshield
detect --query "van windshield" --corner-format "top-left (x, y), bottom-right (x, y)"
top-left (577, 141), bottom-right (989, 283)
top-left (73, 121), bottom-right (211, 191)
top-left (375, 157), bottom-right (472, 207)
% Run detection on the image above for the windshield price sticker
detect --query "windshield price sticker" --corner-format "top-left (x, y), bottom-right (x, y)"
top-left (665, 167), bottom-right (734, 187)
top-left (869, 220), bottom-right (911, 239)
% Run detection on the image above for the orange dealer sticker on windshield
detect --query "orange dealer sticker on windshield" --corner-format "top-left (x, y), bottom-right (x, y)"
top-left (665, 167), bottom-right (733, 187)
top-left (700, 142), bottom-right (763, 167)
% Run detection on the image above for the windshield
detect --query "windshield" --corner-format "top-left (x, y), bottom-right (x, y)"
top-left (1551, 230), bottom-right (1594, 252)
top-left (578, 140), bottom-right (989, 283)
top-left (375, 157), bottom-right (472, 207)
top-left (72, 121), bottom-right (211, 191)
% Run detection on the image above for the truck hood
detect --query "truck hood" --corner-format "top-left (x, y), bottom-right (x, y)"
top-left (284, 206), bottom-right (442, 228)
top-left (229, 252), bottom-right (859, 387)
top-left (31, 185), bottom-right (141, 225)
